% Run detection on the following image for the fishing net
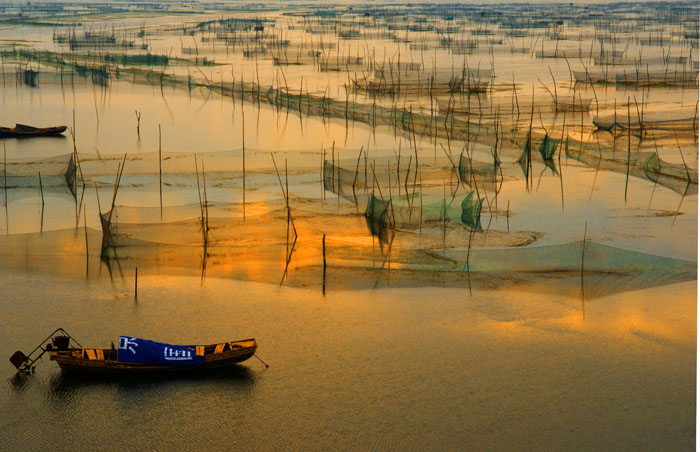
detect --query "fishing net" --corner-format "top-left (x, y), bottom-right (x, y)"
top-left (101, 203), bottom-right (291, 248)
top-left (0, 224), bottom-right (693, 299)
top-left (574, 69), bottom-right (699, 87)
top-left (322, 155), bottom-right (457, 203)
top-left (9, 48), bottom-right (496, 144)
top-left (517, 134), bottom-right (562, 165)
top-left (99, 193), bottom-right (402, 248)
top-left (536, 48), bottom-right (624, 59)
top-left (2, 154), bottom-right (77, 189)
top-left (438, 93), bottom-right (593, 118)
top-left (460, 191), bottom-right (483, 231)
top-left (2, 147), bottom-right (314, 191)
top-left (357, 68), bottom-right (492, 95)
top-left (614, 70), bottom-right (699, 87)
top-left (537, 134), bottom-right (560, 161)
top-left (363, 190), bottom-right (483, 232)
top-left (457, 152), bottom-right (504, 193)
top-left (564, 141), bottom-right (698, 196)
top-left (592, 107), bottom-right (698, 132)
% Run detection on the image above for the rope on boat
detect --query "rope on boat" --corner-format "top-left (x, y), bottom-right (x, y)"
top-left (253, 354), bottom-right (270, 368)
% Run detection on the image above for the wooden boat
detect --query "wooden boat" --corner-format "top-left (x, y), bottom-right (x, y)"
top-left (0, 124), bottom-right (68, 138)
top-left (51, 338), bottom-right (257, 374)
top-left (10, 330), bottom-right (258, 375)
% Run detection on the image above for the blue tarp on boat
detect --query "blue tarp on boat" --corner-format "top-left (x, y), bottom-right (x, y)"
top-left (117, 336), bottom-right (205, 366)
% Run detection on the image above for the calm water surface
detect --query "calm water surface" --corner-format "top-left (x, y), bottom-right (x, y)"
top-left (0, 268), bottom-right (694, 451)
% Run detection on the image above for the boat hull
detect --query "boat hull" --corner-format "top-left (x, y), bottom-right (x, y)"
top-left (0, 125), bottom-right (68, 138)
top-left (50, 340), bottom-right (257, 374)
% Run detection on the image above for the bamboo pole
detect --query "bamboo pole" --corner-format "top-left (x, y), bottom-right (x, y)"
top-left (506, 200), bottom-right (510, 232)
top-left (37, 171), bottom-right (44, 232)
top-left (285, 158), bottom-right (290, 261)
top-left (3, 144), bottom-right (6, 208)
top-left (675, 135), bottom-right (691, 182)
top-left (352, 146), bottom-right (363, 203)
top-left (548, 66), bottom-right (558, 112)
top-left (387, 162), bottom-right (395, 226)
top-left (625, 98), bottom-right (631, 203)
top-left (419, 168), bottom-right (423, 236)
top-left (194, 156), bottom-right (205, 242)
top-left (322, 234), bottom-right (326, 295)
top-left (94, 182), bottom-right (101, 215)
top-left (202, 161), bottom-right (209, 242)
top-left (270, 153), bottom-right (297, 237)
top-left (466, 223), bottom-right (473, 294)
top-left (106, 154), bottom-right (127, 227)
top-left (581, 221), bottom-right (587, 277)
top-left (369, 162), bottom-right (392, 229)
top-left (38, 171), bottom-right (44, 208)
top-left (84, 208), bottom-right (88, 262)
top-left (242, 106), bottom-right (246, 219)
top-left (322, 145), bottom-right (326, 200)
top-left (331, 141), bottom-right (336, 198)
top-left (158, 124), bottom-right (162, 216)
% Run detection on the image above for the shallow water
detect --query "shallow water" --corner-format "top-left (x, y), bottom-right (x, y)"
top-left (0, 82), bottom-right (696, 263)
top-left (0, 270), bottom-right (695, 451)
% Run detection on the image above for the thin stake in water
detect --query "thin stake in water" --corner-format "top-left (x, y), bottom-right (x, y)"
top-left (242, 106), bottom-right (246, 219)
top-left (158, 124), bottom-right (162, 216)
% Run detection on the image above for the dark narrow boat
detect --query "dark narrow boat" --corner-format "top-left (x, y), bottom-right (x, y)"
top-left (10, 329), bottom-right (258, 375)
top-left (0, 123), bottom-right (68, 138)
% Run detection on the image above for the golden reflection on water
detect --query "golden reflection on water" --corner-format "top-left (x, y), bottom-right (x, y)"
top-left (439, 279), bottom-right (695, 362)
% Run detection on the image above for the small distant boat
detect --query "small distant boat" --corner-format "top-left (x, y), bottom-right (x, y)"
top-left (0, 124), bottom-right (68, 138)
top-left (10, 329), bottom-right (259, 375)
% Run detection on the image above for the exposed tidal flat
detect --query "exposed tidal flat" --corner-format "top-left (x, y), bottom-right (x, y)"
top-left (0, 0), bottom-right (697, 450)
